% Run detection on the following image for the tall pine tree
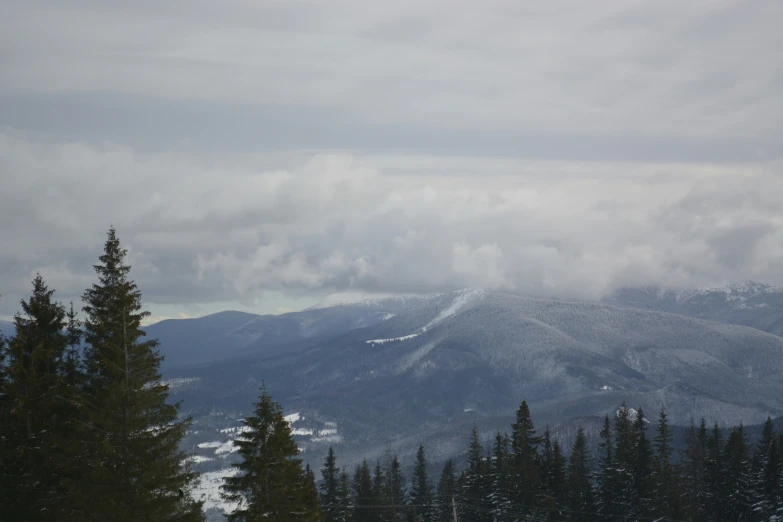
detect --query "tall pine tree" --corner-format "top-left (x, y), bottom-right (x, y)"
top-left (221, 385), bottom-right (321, 521)
top-left (77, 228), bottom-right (203, 521)
top-left (436, 459), bottom-right (456, 522)
top-left (566, 427), bottom-right (595, 522)
top-left (510, 400), bottom-right (541, 516)
top-left (2, 275), bottom-right (73, 521)
top-left (321, 447), bottom-right (340, 522)
top-left (409, 445), bottom-right (435, 522)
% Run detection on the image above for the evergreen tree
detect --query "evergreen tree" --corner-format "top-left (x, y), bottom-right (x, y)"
top-left (752, 417), bottom-right (781, 520)
top-left (613, 403), bottom-right (636, 519)
top-left (63, 301), bottom-right (82, 386)
top-left (551, 439), bottom-right (568, 519)
top-left (595, 414), bottom-right (616, 517)
top-left (632, 407), bottom-right (654, 519)
top-left (337, 467), bottom-right (353, 522)
top-left (410, 445), bottom-right (435, 522)
top-left (681, 418), bottom-right (709, 522)
top-left (2, 275), bottom-right (74, 521)
top-left (488, 431), bottom-right (512, 521)
top-left (566, 427), bottom-right (594, 522)
top-left (653, 406), bottom-right (681, 520)
top-left (721, 425), bottom-right (754, 522)
top-left (436, 459), bottom-right (456, 522)
top-left (462, 425), bottom-right (490, 522)
top-left (221, 385), bottom-right (321, 521)
top-left (0, 296), bottom-right (18, 521)
top-left (510, 400), bottom-right (542, 515)
top-left (76, 229), bottom-right (202, 521)
top-left (385, 454), bottom-right (406, 522)
top-left (321, 447), bottom-right (340, 522)
top-left (705, 423), bottom-right (725, 522)
top-left (352, 460), bottom-right (375, 522)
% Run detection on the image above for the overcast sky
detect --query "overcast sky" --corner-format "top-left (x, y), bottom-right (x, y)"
top-left (1, 0), bottom-right (782, 323)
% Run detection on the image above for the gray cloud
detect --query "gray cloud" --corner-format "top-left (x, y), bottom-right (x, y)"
top-left (1, 1), bottom-right (782, 319)
top-left (1, 1), bottom-right (782, 160)
top-left (1, 130), bottom-right (782, 319)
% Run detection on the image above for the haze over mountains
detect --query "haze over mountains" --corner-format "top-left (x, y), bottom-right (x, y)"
top-left (140, 282), bottom-right (783, 475)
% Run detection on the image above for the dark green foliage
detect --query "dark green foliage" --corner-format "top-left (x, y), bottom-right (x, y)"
top-left (76, 228), bottom-right (203, 521)
top-left (705, 423), bottom-right (725, 521)
top-left (682, 418), bottom-right (709, 521)
top-left (633, 407), bottom-right (654, 518)
top-left (721, 425), bottom-right (754, 522)
top-left (488, 431), bottom-right (512, 520)
top-left (1, 275), bottom-right (74, 521)
top-left (436, 459), bottom-right (456, 522)
top-left (336, 467), bottom-right (353, 522)
top-left (321, 447), bottom-right (340, 522)
top-left (566, 427), bottom-right (594, 521)
top-left (460, 424), bottom-right (490, 521)
top-left (510, 400), bottom-right (541, 513)
top-left (409, 445), bottom-right (435, 522)
top-left (595, 414), bottom-right (616, 517)
top-left (383, 455), bottom-right (406, 522)
top-left (352, 460), bottom-right (375, 522)
top-left (221, 385), bottom-right (321, 521)
top-left (752, 417), bottom-right (781, 520)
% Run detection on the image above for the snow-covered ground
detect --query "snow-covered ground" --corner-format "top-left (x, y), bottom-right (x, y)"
top-left (194, 468), bottom-right (239, 513)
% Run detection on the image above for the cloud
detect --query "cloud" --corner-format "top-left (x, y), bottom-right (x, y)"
top-left (1, 130), bottom-right (782, 317)
top-left (0, 1), bottom-right (781, 160)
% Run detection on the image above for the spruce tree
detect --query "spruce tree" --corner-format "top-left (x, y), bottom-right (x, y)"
top-left (0, 297), bottom-right (18, 521)
top-left (705, 423), bottom-right (725, 522)
top-left (2, 275), bottom-right (73, 521)
top-left (462, 425), bottom-right (490, 522)
top-left (221, 385), bottom-right (321, 521)
top-left (681, 418), bottom-right (709, 522)
top-left (752, 417), bottom-right (781, 520)
top-left (352, 460), bottom-right (375, 522)
top-left (488, 431), bottom-right (511, 521)
top-left (566, 427), bottom-right (595, 522)
top-left (595, 414), bottom-right (616, 517)
top-left (632, 407), bottom-right (654, 519)
top-left (436, 459), bottom-right (456, 522)
top-left (613, 403), bottom-right (636, 519)
top-left (321, 447), bottom-right (340, 522)
top-left (721, 425), bottom-right (754, 522)
top-left (385, 455), bottom-right (406, 522)
top-left (653, 406), bottom-right (681, 520)
top-left (551, 439), bottom-right (568, 519)
top-left (78, 229), bottom-right (202, 521)
top-left (336, 467), bottom-right (352, 522)
top-left (510, 400), bottom-right (541, 515)
top-left (409, 445), bottom-right (435, 522)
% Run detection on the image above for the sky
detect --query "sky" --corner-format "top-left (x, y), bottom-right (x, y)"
top-left (1, 0), bottom-right (782, 324)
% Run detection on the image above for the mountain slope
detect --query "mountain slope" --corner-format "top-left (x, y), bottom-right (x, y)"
top-left (605, 281), bottom-right (783, 337)
top-left (168, 290), bottom-right (783, 468)
top-left (149, 296), bottom-right (430, 368)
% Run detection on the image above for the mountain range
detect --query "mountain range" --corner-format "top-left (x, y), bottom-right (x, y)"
top-left (4, 283), bottom-right (783, 471)
top-left (146, 283), bottom-right (783, 475)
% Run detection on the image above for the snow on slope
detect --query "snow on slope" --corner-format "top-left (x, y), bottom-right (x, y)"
top-left (195, 468), bottom-right (239, 513)
top-left (366, 289), bottom-right (487, 345)
top-left (423, 288), bottom-right (487, 330)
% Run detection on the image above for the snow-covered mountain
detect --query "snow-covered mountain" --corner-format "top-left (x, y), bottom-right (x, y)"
top-left (168, 288), bottom-right (783, 477)
top-left (605, 281), bottom-right (783, 336)
top-left (148, 296), bottom-right (430, 368)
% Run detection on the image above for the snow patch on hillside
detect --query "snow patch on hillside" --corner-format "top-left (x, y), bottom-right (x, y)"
top-left (195, 468), bottom-right (239, 514)
top-left (284, 412), bottom-right (301, 424)
top-left (424, 288), bottom-right (487, 330)
top-left (366, 332), bottom-right (421, 345)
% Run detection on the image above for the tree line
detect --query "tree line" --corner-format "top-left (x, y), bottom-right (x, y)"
top-left (224, 384), bottom-right (783, 521)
